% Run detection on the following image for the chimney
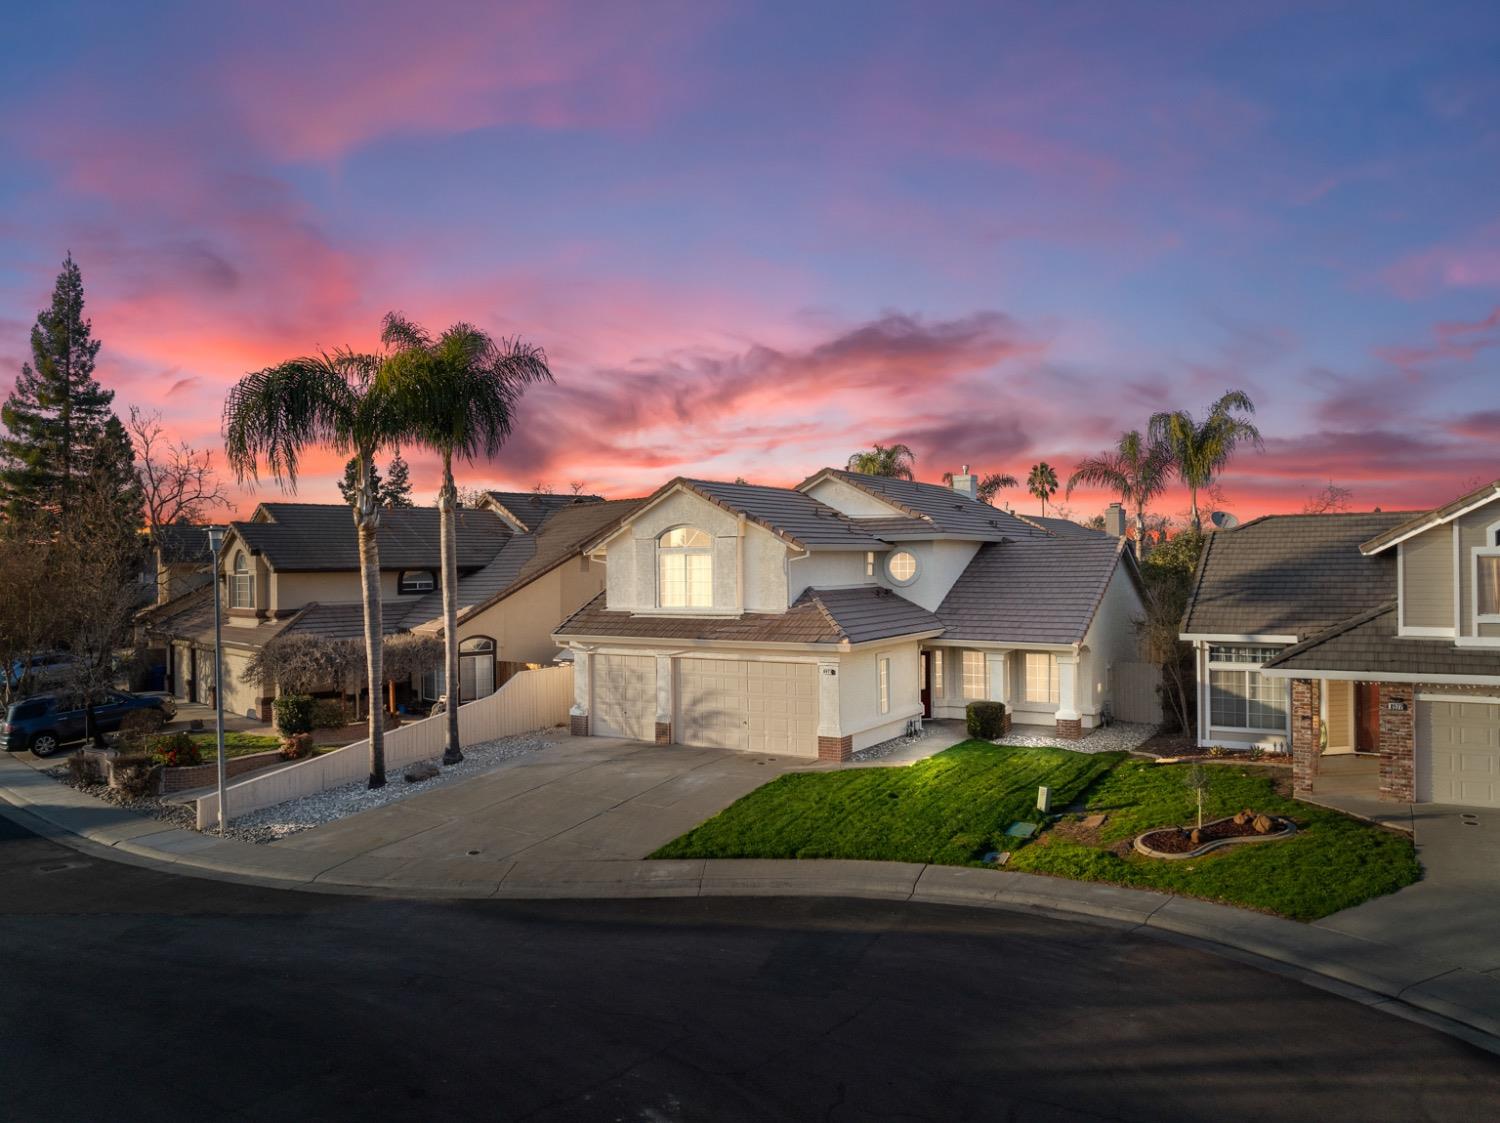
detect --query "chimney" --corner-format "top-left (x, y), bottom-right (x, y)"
top-left (951, 464), bottom-right (978, 501)
top-left (1105, 502), bottom-right (1126, 538)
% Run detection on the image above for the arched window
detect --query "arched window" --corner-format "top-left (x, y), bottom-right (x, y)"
top-left (458, 636), bottom-right (496, 701)
top-left (658, 526), bottom-right (713, 608)
top-left (230, 551), bottom-right (254, 609)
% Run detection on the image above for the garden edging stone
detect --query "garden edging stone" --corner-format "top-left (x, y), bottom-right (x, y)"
top-left (1, 749), bottom-right (1498, 1052)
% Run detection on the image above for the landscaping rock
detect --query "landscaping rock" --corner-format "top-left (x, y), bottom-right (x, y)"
top-left (404, 761), bottom-right (440, 783)
top-left (1253, 814), bottom-right (1274, 835)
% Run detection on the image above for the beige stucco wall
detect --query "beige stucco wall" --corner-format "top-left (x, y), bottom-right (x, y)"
top-left (1078, 562), bottom-right (1145, 721)
top-left (1402, 528), bottom-right (1454, 631)
top-left (219, 646), bottom-right (266, 720)
top-left (786, 550), bottom-right (872, 601)
top-left (803, 476), bottom-right (905, 517)
top-left (840, 641), bottom-right (923, 748)
top-left (458, 560), bottom-right (605, 666)
top-left (270, 569), bottom-right (414, 611)
top-left (606, 488), bottom-right (790, 614)
top-left (880, 539), bottom-right (983, 613)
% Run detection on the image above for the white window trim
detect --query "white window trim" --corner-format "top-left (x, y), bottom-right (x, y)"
top-left (1474, 518), bottom-right (1500, 628)
top-left (229, 552), bottom-right (254, 610)
top-left (886, 550), bottom-right (919, 586)
top-left (656, 526), bottom-right (714, 610)
top-left (1205, 645), bottom-right (1289, 734)
top-left (931, 649), bottom-right (944, 694)
top-left (877, 655), bottom-right (891, 715)
top-left (1022, 652), bottom-right (1059, 705)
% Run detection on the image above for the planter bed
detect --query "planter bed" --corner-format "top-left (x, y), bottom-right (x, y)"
top-left (1134, 814), bottom-right (1295, 860)
top-left (160, 749), bottom-right (291, 793)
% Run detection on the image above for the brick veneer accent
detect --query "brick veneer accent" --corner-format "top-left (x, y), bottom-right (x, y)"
top-left (569, 713), bottom-right (589, 737)
top-left (1054, 717), bottom-right (1082, 741)
top-left (160, 749), bottom-right (286, 793)
top-left (818, 735), bottom-right (853, 762)
top-left (1378, 683), bottom-right (1415, 802)
top-left (1290, 678), bottom-right (1321, 795)
top-left (654, 721), bottom-right (672, 746)
top-left (1000, 713), bottom-right (1012, 736)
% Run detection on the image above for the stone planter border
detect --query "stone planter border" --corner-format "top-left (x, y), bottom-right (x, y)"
top-left (1133, 814), bottom-right (1296, 860)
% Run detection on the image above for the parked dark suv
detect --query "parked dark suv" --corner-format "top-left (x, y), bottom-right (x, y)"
top-left (0, 692), bottom-right (177, 757)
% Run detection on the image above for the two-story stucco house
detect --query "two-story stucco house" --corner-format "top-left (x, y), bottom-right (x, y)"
top-left (1180, 477), bottom-right (1500, 807)
top-left (142, 492), bottom-right (637, 720)
top-left (552, 469), bottom-right (1146, 761)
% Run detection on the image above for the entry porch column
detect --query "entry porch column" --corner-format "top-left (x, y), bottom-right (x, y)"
top-left (1055, 652), bottom-right (1082, 740)
top-left (654, 654), bottom-right (674, 745)
top-left (569, 648), bottom-right (592, 737)
top-left (816, 658), bottom-right (850, 762)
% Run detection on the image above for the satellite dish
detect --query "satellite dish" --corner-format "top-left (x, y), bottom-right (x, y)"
top-left (1209, 510), bottom-right (1239, 530)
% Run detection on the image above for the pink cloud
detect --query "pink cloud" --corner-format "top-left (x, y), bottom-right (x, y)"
top-left (1382, 224), bottom-right (1500, 297)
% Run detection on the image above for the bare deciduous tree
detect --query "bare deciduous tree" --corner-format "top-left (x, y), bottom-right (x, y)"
top-left (1302, 480), bottom-right (1353, 514)
top-left (128, 407), bottom-right (230, 547)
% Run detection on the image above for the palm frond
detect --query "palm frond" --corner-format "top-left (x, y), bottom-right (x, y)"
top-left (222, 352), bottom-right (365, 488)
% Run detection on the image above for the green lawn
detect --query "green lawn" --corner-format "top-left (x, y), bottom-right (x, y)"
top-left (180, 732), bottom-right (283, 759)
top-left (651, 741), bottom-right (1421, 921)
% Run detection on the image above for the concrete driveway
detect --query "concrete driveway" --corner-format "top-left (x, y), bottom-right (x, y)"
top-left (1316, 801), bottom-right (1500, 975)
top-left (275, 734), bottom-right (826, 864)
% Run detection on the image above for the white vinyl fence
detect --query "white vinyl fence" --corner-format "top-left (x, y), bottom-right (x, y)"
top-left (1110, 661), bottom-right (1164, 725)
top-left (196, 665), bottom-right (573, 829)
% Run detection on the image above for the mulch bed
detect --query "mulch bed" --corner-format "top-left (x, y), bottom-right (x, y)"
top-left (1139, 815), bottom-right (1289, 854)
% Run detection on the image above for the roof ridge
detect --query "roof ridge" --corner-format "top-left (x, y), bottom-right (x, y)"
top-left (800, 589), bottom-right (849, 640)
top-left (1264, 600), bottom-right (1397, 664)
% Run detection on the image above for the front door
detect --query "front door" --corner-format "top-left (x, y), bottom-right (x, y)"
top-left (920, 652), bottom-right (932, 719)
top-left (1356, 683), bottom-right (1381, 752)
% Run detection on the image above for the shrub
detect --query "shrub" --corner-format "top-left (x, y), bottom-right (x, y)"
top-left (110, 754), bottom-right (160, 798)
top-left (966, 700), bottom-right (1007, 740)
top-left (273, 694), bottom-right (315, 735)
top-left (279, 732), bottom-right (314, 761)
top-left (67, 751), bottom-right (103, 785)
top-left (1207, 745), bottom-right (1228, 758)
top-left (1246, 746), bottom-right (1265, 762)
top-left (309, 698), bottom-right (350, 730)
top-left (150, 731), bottom-right (203, 768)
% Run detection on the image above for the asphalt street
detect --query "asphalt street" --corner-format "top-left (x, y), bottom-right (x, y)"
top-left (1, 812), bottom-right (1497, 1122)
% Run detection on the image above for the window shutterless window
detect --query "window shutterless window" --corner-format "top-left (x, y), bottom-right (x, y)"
top-left (1206, 645), bottom-right (1287, 731)
top-left (230, 552), bottom-right (253, 609)
top-left (1023, 653), bottom-right (1059, 704)
top-left (878, 657), bottom-right (891, 714)
top-left (1478, 553), bottom-right (1500, 618)
top-left (399, 570), bottom-right (436, 594)
top-left (962, 651), bottom-right (985, 699)
top-left (932, 650), bottom-right (943, 693)
top-left (658, 526), bottom-right (713, 608)
top-left (887, 551), bottom-right (917, 583)
top-left (865, 551), bottom-right (875, 577)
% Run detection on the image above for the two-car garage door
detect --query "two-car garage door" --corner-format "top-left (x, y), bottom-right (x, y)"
top-left (677, 658), bottom-right (818, 756)
top-left (1418, 698), bottom-right (1500, 807)
top-left (592, 655), bottom-right (656, 742)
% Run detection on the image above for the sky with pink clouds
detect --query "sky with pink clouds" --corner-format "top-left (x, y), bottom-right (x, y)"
top-left (2, 1), bottom-right (1498, 521)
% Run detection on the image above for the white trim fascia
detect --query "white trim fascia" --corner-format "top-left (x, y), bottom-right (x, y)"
top-left (1475, 541), bottom-right (1500, 632)
top-left (1178, 632), bottom-right (1300, 644)
top-left (1360, 485), bottom-right (1500, 555)
top-left (1454, 522), bottom-right (1464, 636)
top-left (924, 639), bottom-right (1078, 653)
top-left (1416, 692), bottom-right (1500, 705)
top-left (1453, 636), bottom-right (1500, 648)
top-left (1259, 667), bottom-right (1500, 685)
top-left (1398, 541), bottom-right (1405, 633)
top-left (1399, 627), bottom-right (1456, 638)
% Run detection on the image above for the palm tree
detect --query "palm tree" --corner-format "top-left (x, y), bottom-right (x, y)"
top-left (1065, 430), bottom-right (1172, 556)
top-left (941, 469), bottom-right (1019, 506)
top-left (1027, 462), bottom-right (1059, 515)
top-left (1148, 391), bottom-right (1263, 532)
top-left (382, 313), bottom-right (553, 766)
top-left (223, 347), bottom-right (409, 789)
top-left (846, 443), bottom-right (916, 480)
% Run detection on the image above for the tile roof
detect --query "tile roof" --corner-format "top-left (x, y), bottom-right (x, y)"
top-left (1180, 511), bottom-right (1417, 638)
top-left (554, 592), bottom-right (842, 645)
top-left (402, 498), bottom-right (642, 630)
top-left (813, 469), bottom-right (1047, 540)
top-left (155, 523), bottom-right (226, 564)
top-left (279, 602), bottom-right (408, 642)
top-left (679, 479), bottom-right (889, 550)
top-left (935, 536), bottom-right (1131, 645)
top-left (1261, 604), bottom-right (1500, 679)
top-left (139, 586), bottom-right (293, 649)
top-left (1012, 514), bottom-right (1110, 538)
top-left (797, 586), bottom-right (943, 644)
top-left (484, 490), bottom-right (601, 532)
top-left (230, 503), bottom-right (511, 571)
top-left (1358, 479), bottom-right (1500, 555)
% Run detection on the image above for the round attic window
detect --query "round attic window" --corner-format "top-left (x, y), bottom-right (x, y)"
top-left (886, 550), bottom-right (918, 584)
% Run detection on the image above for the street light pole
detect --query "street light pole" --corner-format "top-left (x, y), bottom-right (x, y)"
top-left (207, 527), bottom-right (227, 836)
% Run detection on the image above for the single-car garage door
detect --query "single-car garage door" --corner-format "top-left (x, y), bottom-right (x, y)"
top-left (1418, 698), bottom-right (1500, 807)
top-left (592, 655), bottom-right (655, 742)
top-left (677, 658), bottom-right (818, 757)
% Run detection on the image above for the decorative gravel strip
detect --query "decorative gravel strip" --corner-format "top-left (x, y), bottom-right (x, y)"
top-left (224, 732), bottom-right (560, 843)
top-left (851, 727), bottom-right (930, 763)
top-left (46, 768), bottom-right (199, 831)
top-left (995, 721), bottom-right (1159, 755)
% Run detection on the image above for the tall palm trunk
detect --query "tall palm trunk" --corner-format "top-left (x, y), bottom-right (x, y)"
top-left (355, 458), bottom-right (387, 788)
top-left (1188, 484), bottom-right (1201, 533)
top-left (1133, 505), bottom-right (1146, 559)
top-left (439, 452), bottom-right (463, 765)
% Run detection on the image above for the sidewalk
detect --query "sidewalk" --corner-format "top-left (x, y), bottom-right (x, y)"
top-left (3, 749), bottom-right (1499, 1051)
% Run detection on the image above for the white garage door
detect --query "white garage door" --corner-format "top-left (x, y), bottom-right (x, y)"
top-left (677, 658), bottom-right (818, 757)
top-left (1418, 698), bottom-right (1500, 807)
top-left (592, 655), bottom-right (655, 742)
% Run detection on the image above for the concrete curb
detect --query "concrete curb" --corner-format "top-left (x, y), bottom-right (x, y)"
top-left (3, 753), bottom-right (1499, 1052)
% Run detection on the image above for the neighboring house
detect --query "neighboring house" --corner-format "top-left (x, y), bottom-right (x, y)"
top-left (1179, 477), bottom-right (1500, 807)
top-left (140, 493), bottom-right (637, 720)
top-left (153, 523), bottom-right (227, 604)
top-left (553, 468), bottom-right (1148, 761)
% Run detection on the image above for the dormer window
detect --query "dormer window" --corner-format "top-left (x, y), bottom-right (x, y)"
top-left (658, 526), bottom-right (713, 608)
top-left (230, 551), bottom-right (253, 609)
top-left (399, 570), bottom-right (437, 594)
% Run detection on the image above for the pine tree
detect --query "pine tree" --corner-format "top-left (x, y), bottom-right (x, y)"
top-left (383, 451), bottom-right (414, 508)
top-left (88, 415), bottom-right (146, 548)
top-left (338, 455), bottom-right (383, 506)
top-left (0, 254), bottom-right (117, 522)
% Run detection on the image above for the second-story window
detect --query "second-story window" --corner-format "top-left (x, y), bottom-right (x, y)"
top-left (399, 570), bottom-right (436, 594)
top-left (658, 526), bottom-right (713, 608)
top-left (230, 551), bottom-right (253, 609)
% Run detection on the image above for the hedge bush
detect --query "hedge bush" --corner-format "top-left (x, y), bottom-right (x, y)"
top-left (150, 730), bottom-right (203, 768)
top-left (966, 700), bottom-right (1007, 740)
top-left (309, 698), bottom-right (350, 729)
top-left (279, 732), bottom-right (315, 761)
top-left (110, 754), bottom-right (160, 798)
top-left (273, 694), bottom-right (315, 735)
